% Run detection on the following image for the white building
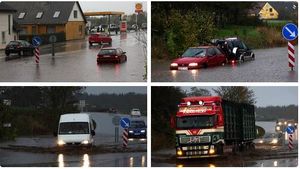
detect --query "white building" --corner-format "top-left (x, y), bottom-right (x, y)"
top-left (0, 2), bottom-right (17, 49)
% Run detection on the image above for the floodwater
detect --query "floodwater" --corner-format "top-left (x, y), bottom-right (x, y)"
top-left (0, 32), bottom-right (146, 82)
top-left (0, 112), bottom-right (147, 167)
top-left (152, 46), bottom-right (298, 82)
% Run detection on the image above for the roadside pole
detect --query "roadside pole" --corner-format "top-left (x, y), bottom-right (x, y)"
top-left (282, 23), bottom-right (298, 71)
top-left (288, 134), bottom-right (293, 151)
top-left (120, 117), bottom-right (130, 149)
top-left (286, 126), bottom-right (295, 151)
top-left (32, 36), bottom-right (42, 65)
top-left (122, 128), bottom-right (128, 148)
top-left (49, 35), bottom-right (57, 58)
top-left (112, 115), bottom-right (121, 143)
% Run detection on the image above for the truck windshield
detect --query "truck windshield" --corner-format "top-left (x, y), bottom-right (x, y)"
top-left (59, 122), bottom-right (89, 134)
top-left (176, 115), bottom-right (215, 129)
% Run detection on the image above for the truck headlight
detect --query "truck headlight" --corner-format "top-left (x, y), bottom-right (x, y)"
top-left (57, 140), bottom-right (65, 146)
top-left (141, 130), bottom-right (145, 133)
top-left (177, 149), bottom-right (183, 156)
top-left (82, 140), bottom-right (89, 144)
top-left (209, 145), bottom-right (215, 154)
top-left (129, 130), bottom-right (134, 133)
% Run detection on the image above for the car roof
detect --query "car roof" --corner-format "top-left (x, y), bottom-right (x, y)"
top-left (190, 46), bottom-right (214, 49)
top-left (101, 47), bottom-right (118, 50)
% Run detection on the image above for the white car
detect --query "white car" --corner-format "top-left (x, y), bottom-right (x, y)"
top-left (55, 113), bottom-right (95, 147)
top-left (131, 108), bottom-right (141, 117)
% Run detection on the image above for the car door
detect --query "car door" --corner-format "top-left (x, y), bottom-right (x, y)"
top-left (206, 48), bottom-right (217, 66)
top-left (214, 47), bottom-right (225, 64)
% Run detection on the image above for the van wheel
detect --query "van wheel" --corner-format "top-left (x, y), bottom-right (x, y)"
top-left (252, 54), bottom-right (255, 60)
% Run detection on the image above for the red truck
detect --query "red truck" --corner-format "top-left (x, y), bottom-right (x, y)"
top-left (171, 96), bottom-right (256, 159)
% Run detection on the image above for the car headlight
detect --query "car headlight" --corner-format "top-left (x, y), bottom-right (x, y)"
top-left (271, 139), bottom-right (278, 144)
top-left (82, 140), bottom-right (89, 144)
top-left (170, 63), bottom-right (178, 67)
top-left (188, 63), bottom-right (198, 67)
top-left (141, 130), bottom-right (146, 133)
top-left (259, 140), bottom-right (263, 144)
top-left (129, 130), bottom-right (134, 133)
top-left (57, 140), bottom-right (65, 146)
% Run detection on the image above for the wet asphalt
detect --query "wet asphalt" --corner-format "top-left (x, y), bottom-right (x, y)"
top-left (151, 46), bottom-right (298, 82)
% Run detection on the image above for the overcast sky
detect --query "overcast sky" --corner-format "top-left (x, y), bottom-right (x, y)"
top-left (85, 86), bottom-right (146, 95)
top-left (80, 1), bottom-right (147, 15)
top-left (181, 86), bottom-right (298, 107)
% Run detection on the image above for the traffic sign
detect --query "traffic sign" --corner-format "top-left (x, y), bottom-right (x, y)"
top-left (286, 126), bottom-right (295, 134)
top-left (120, 117), bottom-right (130, 128)
top-left (49, 35), bottom-right (57, 43)
top-left (32, 36), bottom-right (42, 47)
top-left (282, 23), bottom-right (298, 41)
top-left (112, 115), bottom-right (121, 125)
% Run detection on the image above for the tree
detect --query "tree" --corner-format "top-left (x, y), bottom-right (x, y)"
top-left (213, 86), bottom-right (256, 104)
top-left (187, 87), bottom-right (212, 97)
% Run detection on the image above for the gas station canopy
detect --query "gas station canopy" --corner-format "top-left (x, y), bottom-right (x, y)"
top-left (84, 11), bottom-right (125, 16)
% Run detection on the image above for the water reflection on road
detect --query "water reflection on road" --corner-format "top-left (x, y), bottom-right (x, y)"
top-left (56, 153), bottom-right (146, 167)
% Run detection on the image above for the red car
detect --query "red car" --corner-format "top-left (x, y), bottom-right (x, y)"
top-left (89, 33), bottom-right (112, 46)
top-left (170, 46), bottom-right (227, 70)
top-left (97, 47), bottom-right (127, 63)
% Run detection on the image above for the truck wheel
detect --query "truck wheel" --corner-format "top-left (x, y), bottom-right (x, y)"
top-left (216, 144), bottom-right (224, 155)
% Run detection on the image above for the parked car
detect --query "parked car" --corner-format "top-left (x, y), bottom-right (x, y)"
top-left (54, 113), bottom-right (96, 147)
top-left (131, 108), bottom-right (141, 117)
top-left (128, 120), bottom-right (147, 140)
top-left (5, 40), bottom-right (35, 57)
top-left (170, 46), bottom-right (227, 70)
top-left (141, 23), bottom-right (147, 30)
top-left (97, 47), bottom-right (127, 63)
top-left (88, 33), bottom-right (112, 46)
top-left (108, 24), bottom-right (119, 32)
top-left (213, 37), bottom-right (255, 62)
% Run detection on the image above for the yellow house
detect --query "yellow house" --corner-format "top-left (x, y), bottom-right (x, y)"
top-left (4, 1), bottom-right (86, 42)
top-left (258, 2), bottom-right (279, 20)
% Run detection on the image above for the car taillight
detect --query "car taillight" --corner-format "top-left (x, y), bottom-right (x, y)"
top-left (115, 56), bottom-right (118, 58)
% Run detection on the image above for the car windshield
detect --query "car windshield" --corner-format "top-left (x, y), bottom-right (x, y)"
top-left (130, 121), bottom-right (146, 128)
top-left (182, 48), bottom-right (206, 57)
top-left (59, 122), bottom-right (89, 134)
top-left (8, 41), bottom-right (20, 45)
top-left (98, 49), bottom-right (116, 55)
top-left (177, 115), bottom-right (215, 129)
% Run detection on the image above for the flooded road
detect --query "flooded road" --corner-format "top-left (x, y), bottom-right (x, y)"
top-left (0, 32), bottom-right (146, 82)
top-left (152, 47), bottom-right (298, 82)
top-left (0, 112), bottom-right (147, 167)
top-left (151, 145), bottom-right (298, 167)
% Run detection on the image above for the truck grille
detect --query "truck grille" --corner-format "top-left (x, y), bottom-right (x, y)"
top-left (179, 135), bottom-right (211, 144)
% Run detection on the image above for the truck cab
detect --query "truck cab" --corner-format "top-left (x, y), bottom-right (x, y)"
top-left (55, 113), bottom-right (95, 147)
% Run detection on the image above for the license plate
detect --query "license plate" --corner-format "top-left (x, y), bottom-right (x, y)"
top-left (9, 47), bottom-right (14, 49)
top-left (134, 133), bottom-right (141, 135)
top-left (178, 67), bottom-right (188, 70)
top-left (103, 55), bottom-right (110, 58)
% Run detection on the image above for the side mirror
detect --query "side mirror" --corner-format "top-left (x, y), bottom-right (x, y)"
top-left (122, 52), bottom-right (126, 55)
top-left (170, 116), bottom-right (176, 129)
top-left (91, 130), bottom-right (96, 136)
top-left (53, 131), bottom-right (58, 137)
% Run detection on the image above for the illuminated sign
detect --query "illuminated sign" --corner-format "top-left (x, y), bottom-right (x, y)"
top-left (179, 106), bottom-right (213, 114)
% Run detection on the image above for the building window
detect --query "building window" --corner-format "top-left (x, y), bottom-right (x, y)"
top-left (19, 27), bottom-right (27, 35)
top-left (1, 31), bottom-right (5, 44)
top-left (8, 15), bottom-right (11, 35)
top-left (47, 26), bottom-right (55, 34)
top-left (53, 11), bottom-right (60, 18)
top-left (36, 12), bottom-right (43, 19)
top-left (74, 10), bottom-right (78, 18)
top-left (18, 12), bottom-right (26, 19)
top-left (79, 25), bottom-right (83, 35)
top-left (32, 26), bottom-right (37, 35)
top-left (269, 8), bottom-right (273, 12)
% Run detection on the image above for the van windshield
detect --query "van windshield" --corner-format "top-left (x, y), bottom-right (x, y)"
top-left (59, 122), bottom-right (89, 134)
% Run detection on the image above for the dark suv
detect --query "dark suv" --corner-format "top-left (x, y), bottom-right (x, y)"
top-left (214, 38), bottom-right (255, 62)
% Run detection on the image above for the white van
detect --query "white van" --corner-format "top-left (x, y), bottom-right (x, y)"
top-left (55, 113), bottom-right (95, 147)
top-left (131, 108), bottom-right (141, 117)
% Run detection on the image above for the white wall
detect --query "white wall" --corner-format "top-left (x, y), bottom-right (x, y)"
top-left (0, 13), bottom-right (16, 49)
top-left (68, 2), bottom-right (84, 22)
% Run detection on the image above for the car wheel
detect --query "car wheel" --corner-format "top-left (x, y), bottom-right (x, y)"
top-left (252, 54), bottom-right (255, 60)
top-left (5, 52), bottom-right (9, 57)
top-left (202, 63), bottom-right (208, 68)
top-left (109, 42), bottom-right (112, 46)
top-left (89, 42), bottom-right (92, 46)
top-left (19, 50), bottom-right (24, 56)
top-left (125, 56), bottom-right (127, 62)
top-left (241, 56), bottom-right (245, 63)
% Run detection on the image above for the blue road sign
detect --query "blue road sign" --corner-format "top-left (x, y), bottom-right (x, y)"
top-left (120, 117), bottom-right (130, 129)
top-left (282, 23), bottom-right (298, 41)
top-left (286, 126), bottom-right (295, 134)
top-left (32, 36), bottom-right (42, 47)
